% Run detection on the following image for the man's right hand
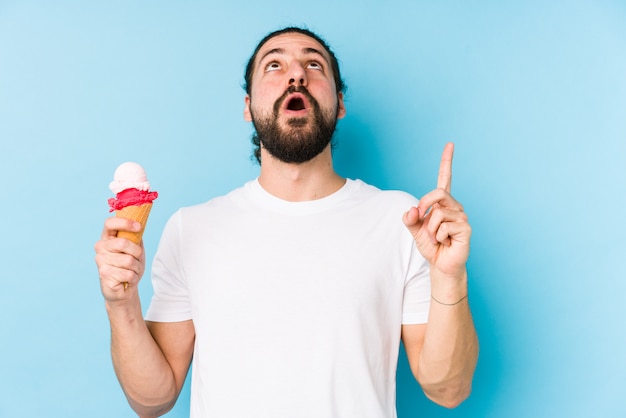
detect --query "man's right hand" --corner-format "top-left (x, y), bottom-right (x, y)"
top-left (94, 217), bottom-right (193, 417)
top-left (94, 217), bottom-right (146, 303)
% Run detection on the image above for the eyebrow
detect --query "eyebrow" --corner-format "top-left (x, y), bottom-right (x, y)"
top-left (258, 47), bottom-right (330, 66)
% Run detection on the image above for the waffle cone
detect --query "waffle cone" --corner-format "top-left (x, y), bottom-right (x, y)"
top-left (115, 203), bottom-right (153, 244)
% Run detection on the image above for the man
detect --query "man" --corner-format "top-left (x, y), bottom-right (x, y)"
top-left (95, 27), bottom-right (478, 418)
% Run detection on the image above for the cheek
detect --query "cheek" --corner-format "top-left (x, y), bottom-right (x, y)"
top-left (309, 81), bottom-right (338, 103)
top-left (316, 90), bottom-right (340, 113)
top-left (251, 85), bottom-right (281, 110)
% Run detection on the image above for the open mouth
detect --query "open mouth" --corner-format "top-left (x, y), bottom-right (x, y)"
top-left (283, 93), bottom-right (309, 113)
top-left (286, 97), bottom-right (306, 111)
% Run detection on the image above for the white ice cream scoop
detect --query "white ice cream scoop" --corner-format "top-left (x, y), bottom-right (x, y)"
top-left (109, 162), bottom-right (151, 194)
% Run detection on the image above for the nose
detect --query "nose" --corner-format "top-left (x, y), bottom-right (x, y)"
top-left (287, 61), bottom-right (307, 87)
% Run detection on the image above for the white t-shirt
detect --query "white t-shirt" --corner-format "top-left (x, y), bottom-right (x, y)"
top-left (146, 179), bottom-right (431, 418)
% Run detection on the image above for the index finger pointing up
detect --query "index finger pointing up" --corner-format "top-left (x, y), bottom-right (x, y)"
top-left (437, 142), bottom-right (455, 192)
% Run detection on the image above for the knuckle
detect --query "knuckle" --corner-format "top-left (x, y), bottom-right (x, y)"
top-left (98, 263), bottom-right (115, 280)
top-left (119, 253), bottom-right (136, 270)
top-left (94, 239), bottom-right (106, 253)
top-left (427, 222), bottom-right (439, 237)
top-left (119, 268), bottom-right (136, 282)
top-left (102, 217), bottom-right (117, 231)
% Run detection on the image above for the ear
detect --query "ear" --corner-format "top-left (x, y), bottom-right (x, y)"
top-left (336, 92), bottom-right (346, 119)
top-left (244, 95), bottom-right (252, 122)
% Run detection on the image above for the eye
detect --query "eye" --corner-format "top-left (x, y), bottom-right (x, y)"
top-left (307, 61), bottom-right (323, 70)
top-left (265, 61), bottom-right (281, 72)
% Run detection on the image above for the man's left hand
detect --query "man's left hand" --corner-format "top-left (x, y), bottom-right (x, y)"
top-left (403, 142), bottom-right (471, 279)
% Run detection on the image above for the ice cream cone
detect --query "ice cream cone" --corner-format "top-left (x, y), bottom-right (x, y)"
top-left (115, 202), bottom-right (153, 244)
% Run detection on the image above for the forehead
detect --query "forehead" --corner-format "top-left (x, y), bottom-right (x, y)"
top-left (255, 33), bottom-right (332, 65)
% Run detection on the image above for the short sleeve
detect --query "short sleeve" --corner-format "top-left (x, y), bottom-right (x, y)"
top-left (145, 210), bottom-right (193, 322)
top-left (401, 241), bottom-right (431, 324)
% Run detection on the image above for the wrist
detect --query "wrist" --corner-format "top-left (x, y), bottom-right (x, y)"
top-left (429, 266), bottom-right (468, 305)
top-left (431, 293), bottom-right (468, 306)
top-left (105, 295), bottom-right (143, 322)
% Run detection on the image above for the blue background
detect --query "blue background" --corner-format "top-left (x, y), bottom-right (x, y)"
top-left (1, 1), bottom-right (625, 417)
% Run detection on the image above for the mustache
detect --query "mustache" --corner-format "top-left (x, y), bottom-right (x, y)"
top-left (273, 85), bottom-right (319, 115)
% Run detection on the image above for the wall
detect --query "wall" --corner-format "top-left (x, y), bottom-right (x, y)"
top-left (1, 1), bottom-right (624, 417)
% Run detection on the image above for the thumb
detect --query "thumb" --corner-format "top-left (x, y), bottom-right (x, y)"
top-left (403, 206), bottom-right (422, 229)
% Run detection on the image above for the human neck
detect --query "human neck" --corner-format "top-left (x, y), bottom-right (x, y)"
top-left (258, 147), bottom-right (345, 202)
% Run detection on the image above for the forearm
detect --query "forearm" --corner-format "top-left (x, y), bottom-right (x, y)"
top-left (417, 270), bottom-right (478, 407)
top-left (106, 298), bottom-right (178, 417)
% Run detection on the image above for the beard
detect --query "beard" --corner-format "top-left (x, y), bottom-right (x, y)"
top-left (250, 86), bottom-right (339, 164)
